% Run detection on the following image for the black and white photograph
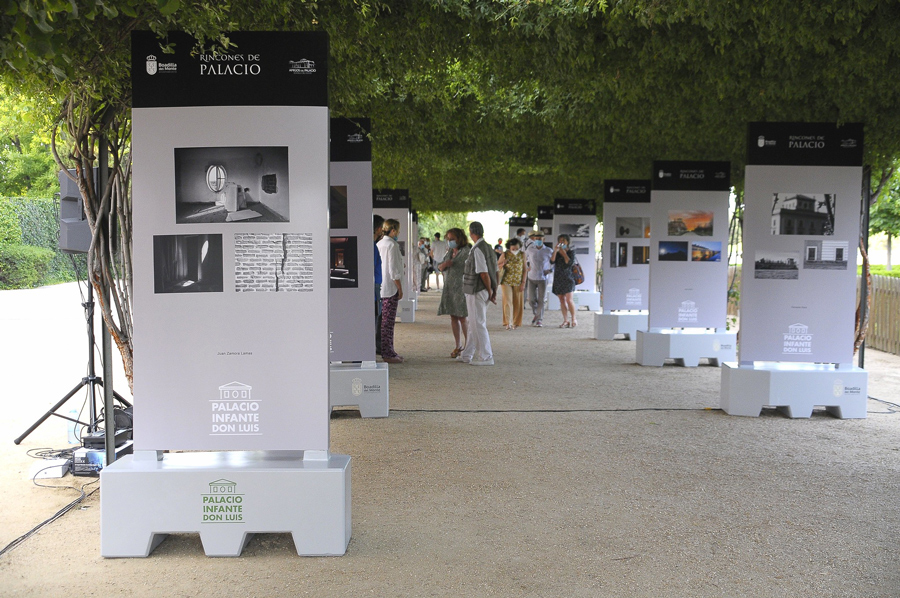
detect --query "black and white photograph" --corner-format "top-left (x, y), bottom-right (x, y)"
top-left (754, 250), bottom-right (800, 279)
top-left (658, 241), bottom-right (689, 261)
top-left (632, 245), bottom-right (650, 265)
top-left (691, 241), bottom-right (722, 262)
top-left (153, 234), bottom-right (224, 293)
top-left (617, 242), bottom-right (628, 267)
top-left (234, 232), bottom-right (314, 292)
top-left (609, 242), bottom-right (618, 268)
top-left (174, 146), bottom-right (290, 223)
top-left (804, 240), bottom-right (849, 270)
top-left (330, 236), bottom-right (359, 288)
top-left (330, 185), bottom-right (349, 230)
top-left (558, 223), bottom-right (592, 238)
top-left (616, 217), bottom-right (650, 238)
top-left (667, 210), bottom-right (714, 236)
top-left (770, 193), bottom-right (836, 236)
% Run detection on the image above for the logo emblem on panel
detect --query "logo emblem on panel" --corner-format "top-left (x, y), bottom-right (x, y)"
top-left (146, 55), bottom-right (158, 75)
top-left (352, 378), bottom-right (363, 396)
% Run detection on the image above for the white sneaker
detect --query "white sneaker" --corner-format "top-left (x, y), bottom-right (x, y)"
top-left (456, 355), bottom-right (472, 363)
top-left (470, 359), bottom-right (494, 366)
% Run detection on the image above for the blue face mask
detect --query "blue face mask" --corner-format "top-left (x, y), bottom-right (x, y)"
top-left (534, 240), bottom-right (543, 248)
top-left (448, 240), bottom-right (458, 249)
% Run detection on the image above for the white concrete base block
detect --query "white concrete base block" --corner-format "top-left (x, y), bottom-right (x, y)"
top-left (330, 362), bottom-right (389, 418)
top-left (101, 451), bottom-right (351, 557)
top-left (398, 298), bottom-right (416, 322)
top-left (721, 363), bottom-right (868, 419)
top-left (635, 329), bottom-right (737, 367)
top-left (547, 291), bottom-right (601, 312)
top-left (593, 311), bottom-right (648, 340)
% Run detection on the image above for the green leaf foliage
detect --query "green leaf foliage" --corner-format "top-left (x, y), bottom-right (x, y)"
top-left (0, 242), bottom-right (54, 289)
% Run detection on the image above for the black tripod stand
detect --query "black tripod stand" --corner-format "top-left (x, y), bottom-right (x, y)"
top-left (14, 283), bottom-right (131, 445)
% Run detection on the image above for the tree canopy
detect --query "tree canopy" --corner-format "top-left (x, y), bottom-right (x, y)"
top-left (3, 1), bottom-right (900, 213)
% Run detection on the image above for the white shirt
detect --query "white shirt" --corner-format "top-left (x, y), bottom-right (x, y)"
top-left (431, 239), bottom-right (449, 263)
top-left (472, 238), bottom-right (488, 274)
top-left (525, 244), bottom-right (553, 281)
top-left (377, 236), bottom-right (404, 298)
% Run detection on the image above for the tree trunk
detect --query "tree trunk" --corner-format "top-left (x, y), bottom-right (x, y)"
top-left (888, 234), bottom-right (893, 271)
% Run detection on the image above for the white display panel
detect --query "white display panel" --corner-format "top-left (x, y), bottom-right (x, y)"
top-left (602, 180), bottom-right (651, 311)
top-left (738, 123), bottom-right (864, 364)
top-left (373, 190), bottom-right (411, 297)
top-left (648, 162), bottom-right (731, 330)
top-left (329, 118), bottom-right (376, 362)
top-left (131, 32), bottom-right (330, 451)
top-left (553, 199), bottom-right (597, 292)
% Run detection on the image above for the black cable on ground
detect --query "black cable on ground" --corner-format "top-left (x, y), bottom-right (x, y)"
top-left (0, 477), bottom-right (98, 558)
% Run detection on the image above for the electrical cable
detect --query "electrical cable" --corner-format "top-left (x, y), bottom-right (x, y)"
top-left (868, 395), bottom-right (900, 414)
top-left (0, 478), bottom-right (98, 558)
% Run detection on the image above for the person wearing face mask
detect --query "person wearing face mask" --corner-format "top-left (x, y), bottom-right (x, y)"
top-left (524, 231), bottom-right (553, 327)
top-left (437, 228), bottom-right (470, 357)
top-left (497, 238), bottom-right (526, 329)
top-left (551, 234), bottom-right (578, 328)
top-left (516, 228), bottom-right (532, 251)
top-left (430, 232), bottom-right (449, 290)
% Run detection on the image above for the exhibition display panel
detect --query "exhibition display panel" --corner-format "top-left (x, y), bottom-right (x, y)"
top-left (637, 161), bottom-right (736, 366)
top-left (595, 180), bottom-right (651, 340)
top-left (721, 122), bottom-right (867, 418)
top-left (329, 117), bottom-right (388, 417)
top-left (508, 216), bottom-right (535, 241)
top-left (373, 189), bottom-right (415, 322)
top-left (547, 199), bottom-right (599, 311)
top-left (102, 31), bottom-right (351, 557)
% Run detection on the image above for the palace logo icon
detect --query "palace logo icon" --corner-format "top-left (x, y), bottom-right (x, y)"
top-left (146, 55), bottom-right (158, 75)
top-left (352, 378), bottom-right (363, 396)
top-left (288, 59), bottom-right (316, 74)
top-left (347, 133), bottom-right (364, 143)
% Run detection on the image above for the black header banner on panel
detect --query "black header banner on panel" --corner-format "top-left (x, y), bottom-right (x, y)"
top-left (373, 189), bottom-right (409, 209)
top-left (537, 206), bottom-right (554, 219)
top-left (509, 217), bottom-right (535, 227)
top-left (653, 161), bottom-right (731, 192)
top-left (331, 118), bottom-right (372, 163)
top-left (605, 180), bottom-right (651, 203)
top-left (132, 31), bottom-right (328, 108)
top-left (554, 199), bottom-right (596, 215)
top-left (747, 122), bottom-right (864, 167)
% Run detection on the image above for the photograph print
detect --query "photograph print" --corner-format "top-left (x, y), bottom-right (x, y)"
top-left (330, 236), bottom-right (359, 288)
top-left (691, 241), bottom-right (722, 262)
top-left (667, 210), bottom-right (713, 236)
top-left (153, 234), bottom-right (224, 293)
top-left (658, 241), bottom-right (688, 261)
top-left (174, 146), bottom-right (290, 224)
top-left (754, 250), bottom-right (800, 280)
top-left (617, 242), bottom-right (628, 267)
top-left (770, 193), bottom-right (836, 236)
top-left (615, 217), bottom-right (650, 239)
top-left (609, 242), bottom-right (618, 268)
top-left (803, 240), bottom-right (849, 270)
top-left (558, 223), bottom-right (592, 238)
top-left (632, 245), bottom-right (650, 265)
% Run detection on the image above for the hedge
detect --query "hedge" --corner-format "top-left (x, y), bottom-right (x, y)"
top-left (0, 244), bottom-right (55, 289)
top-left (0, 196), bottom-right (86, 287)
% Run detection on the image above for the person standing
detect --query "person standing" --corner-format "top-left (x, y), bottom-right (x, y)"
top-left (377, 219), bottom-right (404, 363)
top-left (430, 232), bottom-right (449, 290)
top-left (524, 231), bottom-right (553, 327)
top-left (373, 214), bottom-right (385, 354)
top-left (552, 233), bottom-right (578, 328)
top-left (458, 221), bottom-right (498, 366)
top-left (437, 228), bottom-right (470, 357)
top-left (497, 238), bottom-right (526, 330)
top-left (416, 237), bottom-right (430, 292)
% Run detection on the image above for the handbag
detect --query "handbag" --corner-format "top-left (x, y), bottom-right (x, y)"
top-left (572, 257), bottom-right (585, 285)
